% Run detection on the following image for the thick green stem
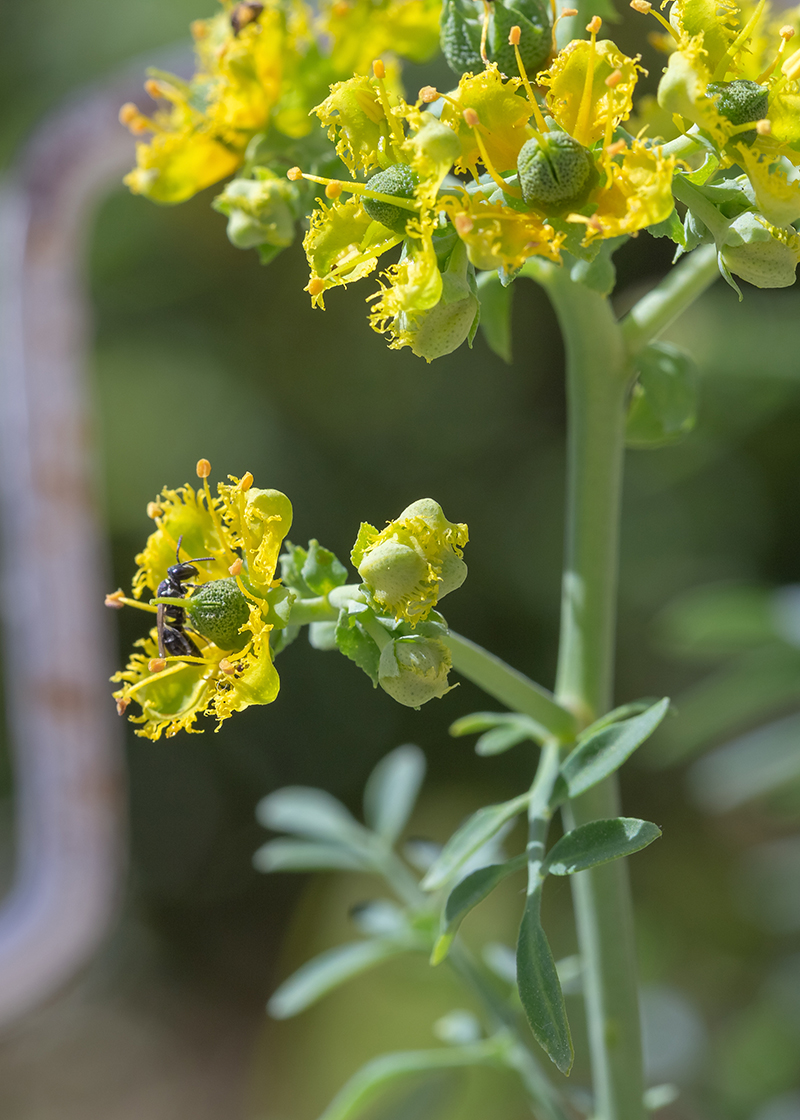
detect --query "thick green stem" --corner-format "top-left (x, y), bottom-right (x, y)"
top-left (543, 269), bottom-right (646, 1120)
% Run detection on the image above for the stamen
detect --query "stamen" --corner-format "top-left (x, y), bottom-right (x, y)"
top-left (196, 458), bottom-right (211, 478)
top-left (191, 20), bottom-right (208, 38)
top-left (238, 472), bottom-right (254, 491)
top-left (325, 181), bottom-right (342, 199)
top-left (781, 45), bottom-right (800, 81)
top-left (628, 1), bottom-right (680, 42)
top-left (463, 109), bottom-right (523, 195)
top-left (115, 697), bottom-right (131, 716)
top-left (756, 118), bottom-right (772, 135)
top-left (308, 277), bottom-right (326, 296)
top-left (146, 501), bottom-right (162, 519)
top-left (552, 7), bottom-right (579, 52)
top-left (287, 166), bottom-right (303, 181)
top-left (229, 557), bottom-right (244, 576)
top-left (219, 658), bottom-right (237, 676)
top-left (105, 590), bottom-right (126, 609)
top-left (574, 19), bottom-right (601, 146)
top-left (605, 69), bottom-right (623, 88)
top-left (463, 107), bottom-right (480, 128)
top-left (148, 657), bottom-right (167, 673)
top-left (712, 0), bottom-right (766, 82)
top-left (118, 103), bottom-right (150, 134)
top-left (605, 138), bottom-right (627, 156)
top-left (455, 214), bottom-right (475, 234)
top-left (419, 85), bottom-right (440, 103)
top-left (480, 0), bottom-right (492, 65)
top-left (371, 58), bottom-right (405, 149)
top-left (509, 26), bottom-right (550, 133)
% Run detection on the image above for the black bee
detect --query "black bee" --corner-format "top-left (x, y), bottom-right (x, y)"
top-left (156, 538), bottom-right (213, 659)
top-left (230, 1), bottom-right (264, 35)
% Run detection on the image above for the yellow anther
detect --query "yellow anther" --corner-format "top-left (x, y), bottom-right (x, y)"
top-left (105, 590), bottom-right (126, 609)
top-left (144, 79), bottom-right (164, 99)
top-left (325, 181), bottom-right (342, 199)
top-left (605, 68), bottom-right (623, 88)
top-left (229, 557), bottom-right (244, 576)
top-left (782, 25), bottom-right (795, 39)
top-left (561, 5), bottom-right (578, 12)
top-left (605, 138), bottom-right (627, 156)
top-left (238, 471), bottom-right (254, 492)
top-left (373, 59), bottom-right (386, 79)
top-left (630, 0), bottom-right (652, 11)
top-left (119, 103), bottom-right (138, 124)
top-left (148, 657), bottom-right (167, 674)
top-left (116, 696), bottom-right (131, 716)
top-left (191, 19), bottom-right (208, 38)
top-left (463, 107), bottom-right (480, 127)
top-left (287, 166), bottom-right (304, 181)
top-left (146, 501), bottom-right (162, 519)
top-left (587, 15), bottom-right (602, 33)
top-left (308, 277), bottom-right (326, 296)
top-left (756, 118), bottom-right (772, 135)
top-left (419, 86), bottom-right (440, 103)
top-left (196, 458), bottom-right (211, 478)
top-left (455, 213), bottom-right (475, 234)
top-left (219, 658), bottom-right (237, 676)
top-left (509, 24), bottom-right (522, 45)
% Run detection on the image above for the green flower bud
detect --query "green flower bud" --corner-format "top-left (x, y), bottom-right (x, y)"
top-left (440, 0), bottom-right (552, 79)
top-left (212, 174), bottom-right (297, 259)
top-left (378, 635), bottom-right (453, 707)
top-left (397, 289), bottom-right (479, 361)
top-left (352, 498), bottom-right (468, 624)
top-left (707, 80), bottom-right (768, 144)
top-left (186, 578), bottom-right (251, 651)
top-left (363, 164), bottom-right (420, 234)
top-left (720, 212), bottom-right (800, 289)
top-left (517, 133), bottom-right (599, 216)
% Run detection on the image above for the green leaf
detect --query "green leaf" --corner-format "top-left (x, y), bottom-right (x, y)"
top-left (256, 786), bottom-right (370, 848)
top-left (421, 793), bottom-right (530, 891)
top-left (253, 839), bottom-right (372, 873)
top-left (626, 342), bottom-right (698, 450)
top-left (449, 711), bottom-right (542, 755)
top-left (363, 744), bottom-right (426, 843)
top-left (688, 711), bottom-right (800, 813)
top-left (543, 818), bottom-right (662, 876)
top-left (279, 540), bottom-right (312, 596)
top-left (432, 854), bottom-right (527, 964)
top-left (558, 698), bottom-right (670, 800)
top-left (516, 895), bottom-right (573, 1073)
top-left (302, 538), bottom-right (349, 596)
top-left (308, 621), bottom-right (338, 650)
top-left (316, 1042), bottom-right (503, 1120)
top-left (569, 236), bottom-right (626, 296)
top-left (647, 207), bottom-right (686, 248)
top-left (475, 724), bottom-right (536, 756)
top-left (335, 609), bottom-right (381, 684)
top-left (578, 699), bottom-right (659, 740)
top-left (476, 271), bottom-right (513, 363)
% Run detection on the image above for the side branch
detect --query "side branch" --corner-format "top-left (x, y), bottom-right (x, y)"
top-left (621, 244), bottom-right (719, 356)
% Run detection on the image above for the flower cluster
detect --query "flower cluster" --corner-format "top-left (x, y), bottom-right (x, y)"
top-left (120, 0), bottom-right (800, 357)
top-left (107, 461), bottom-right (293, 739)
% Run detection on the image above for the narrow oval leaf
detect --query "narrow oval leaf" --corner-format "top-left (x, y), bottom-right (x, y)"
top-left (543, 818), bottom-right (662, 876)
top-left (449, 711), bottom-right (506, 737)
top-left (253, 839), bottom-right (371, 874)
top-left (363, 744), bottom-right (426, 843)
top-left (560, 698), bottom-right (670, 800)
top-left (268, 939), bottom-right (411, 1019)
top-left (318, 1043), bottom-right (501, 1120)
top-left (432, 854), bottom-right (527, 964)
top-left (516, 897), bottom-right (573, 1074)
top-left (256, 786), bottom-right (369, 847)
top-left (421, 794), bottom-right (530, 892)
top-left (476, 725), bottom-right (533, 756)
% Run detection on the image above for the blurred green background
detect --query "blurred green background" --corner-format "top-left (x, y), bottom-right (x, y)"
top-left (2, 1), bottom-right (800, 1117)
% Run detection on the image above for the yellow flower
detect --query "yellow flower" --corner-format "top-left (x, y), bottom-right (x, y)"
top-left (303, 195), bottom-right (400, 307)
top-left (582, 140), bottom-right (677, 242)
top-left (110, 466), bottom-right (293, 739)
top-left (449, 199), bottom-right (565, 271)
top-left (352, 498), bottom-right (469, 624)
top-left (439, 65), bottom-right (535, 173)
top-left (539, 37), bottom-right (644, 147)
top-left (323, 0), bottom-right (441, 75)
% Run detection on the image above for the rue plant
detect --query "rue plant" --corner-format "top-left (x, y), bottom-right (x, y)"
top-left (108, 0), bottom-right (800, 1116)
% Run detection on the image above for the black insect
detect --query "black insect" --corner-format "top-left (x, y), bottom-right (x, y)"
top-left (156, 538), bottom-right (213, 659)
top-left (230, 1), bottom-right (263, 35)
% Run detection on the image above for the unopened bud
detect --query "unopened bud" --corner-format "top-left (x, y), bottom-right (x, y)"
top-left (378, 636), bottom-right (453, 708)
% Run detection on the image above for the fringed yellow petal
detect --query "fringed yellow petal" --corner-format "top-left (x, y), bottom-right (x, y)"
top-left (450, 201), bottom-right (565, 271)
top-left (540, 39), bottom-right (645, 147)
top-left (313, 75), bottom-right (391, 175)
top-left (440, 66), bottom-right (534, 173)
top-left (124, 132), bottom-right (241, 205)
top-left (584, 141), bottom-right (676, 242)
top-left (324, 0), bottom-right (441, 73)
top-left (303, 196), bottom-right (395, 306)
top-left (737, 148), bottom-right (800, 223)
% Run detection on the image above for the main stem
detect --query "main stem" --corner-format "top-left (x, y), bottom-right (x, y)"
top-left (544, 268), bottom-right (645, 1120)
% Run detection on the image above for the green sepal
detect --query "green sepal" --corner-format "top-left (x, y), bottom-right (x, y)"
top-left (335, 606), bottom-right (381, 685)
top-left (302, 538), bottom-right (349, 596)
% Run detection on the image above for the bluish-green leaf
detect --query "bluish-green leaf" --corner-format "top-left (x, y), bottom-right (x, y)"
top-left (449, 711), bottom-right (543, 752)
top-left (363, 744), bottom-right (426, 843)
top-left (268, 939), bottom-right (414, 1019)
top-left (432, 854), bottom-right (527, 964)
top-left (578, 699), bottom-right (658, 740)
top-left (476, 271), bottom-right (512, 363)
top-left (421, 793), bottom-right (530, 891)
top-left (516, 895), bottom-right (573, 1073)
top-left (317, 1042), bottom-right (503, 1120)
top-left (256, 786), bottom-right (369, 847)
top-left (302, 538), bottom-right (349, 596)
top-left (543, 818), bottom-right (662, 876)
top-left (253, 839), bottom-right (371, 873)
top-left (559, 698), bottom-right (670, 800)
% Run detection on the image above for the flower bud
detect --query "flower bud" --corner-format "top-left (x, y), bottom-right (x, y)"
top-left (212, 175), bottom-right (297, 259)
top-left (440, 0), bottom-right (552, 78)
top-left (352, 498), bottom-right (468, 624)
top-left (363, 164), bottom-right (420, 234)
top-left (720, 213), bottom-right (800, 289)
top-left (378, 635), bottom-right (453, 707)
top-left (397, 290), bottom-right (479, 361)
top-left (517, 133), bottom-right (599, 215)
top-left (186, 578), bottom-right (251, 651)
top-left (707, 80), bottom-right (769, 144)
